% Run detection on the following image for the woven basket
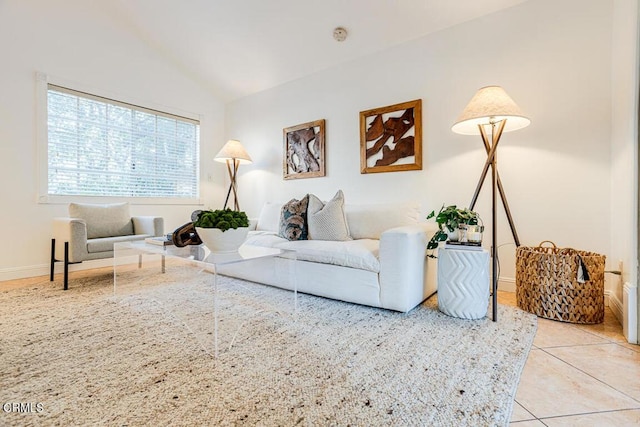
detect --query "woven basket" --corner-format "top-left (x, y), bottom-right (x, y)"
top-left (516, 241), bottom-right (605, 324)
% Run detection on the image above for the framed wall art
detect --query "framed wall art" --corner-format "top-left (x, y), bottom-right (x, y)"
top-left (359, 99), bottom-right (422, 174)
top-left (283, 119), bottom-right (325, 180)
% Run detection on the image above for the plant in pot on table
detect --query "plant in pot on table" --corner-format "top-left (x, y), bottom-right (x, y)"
top-left (193, 209), bottom-right (250, 253)
top-left (426, 205), bottom-right (481, 257)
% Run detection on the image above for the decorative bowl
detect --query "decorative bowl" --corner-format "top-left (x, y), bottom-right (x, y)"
top-left (195, 226), bottom-right (249, 253)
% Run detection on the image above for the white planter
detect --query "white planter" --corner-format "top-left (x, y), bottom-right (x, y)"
top-left (195, 227), bottom-right (249, 253)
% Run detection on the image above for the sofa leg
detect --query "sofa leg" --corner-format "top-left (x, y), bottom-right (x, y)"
top-left (50, 239), bottom-right (56, 282)
top-left (63, 241), bottom-right (69, 291)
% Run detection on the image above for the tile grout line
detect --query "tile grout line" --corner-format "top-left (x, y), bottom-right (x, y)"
top-left (511, 398), bottom-right (539, 424)
top-left (535, 341), bottom-right (627, 350)
top-left (508, 306), bottom-right (637, 424)
top-left (539, 346), bottom-right (640, 407)
top-left (571, 320), bottom-right (628, 344)
top-left (614, 341), bottom-right (640, 353)
top-left (537, 407), bottom-right (640, 423)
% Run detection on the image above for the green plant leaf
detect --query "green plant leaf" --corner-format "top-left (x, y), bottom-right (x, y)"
top-left (193, 209), bottom-right (249, 230)
top-left (425, 204), bottom-right (481, 247)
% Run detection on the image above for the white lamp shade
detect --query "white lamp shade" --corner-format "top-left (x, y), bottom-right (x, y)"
top-left (451, 86), bottom-right (530, 135)
top-left (214, 139), bottom-right (253, 164)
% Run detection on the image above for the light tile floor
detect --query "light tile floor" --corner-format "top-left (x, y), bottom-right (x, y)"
top-left (2, 273), bottom-right (639, 426)
top-left (498, 291), bottom-right (640, 426)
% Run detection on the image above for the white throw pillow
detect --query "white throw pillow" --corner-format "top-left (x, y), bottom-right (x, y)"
top-left (346, 201), bottom-right (420, 240)
top-left (256, 202), bottom-right (283, 232)
top-left (307, 190), bottom-right (352, 241)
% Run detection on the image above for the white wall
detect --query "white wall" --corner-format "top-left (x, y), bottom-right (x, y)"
top-left (0, 0), bottom-right (227, 280)
top-left (227, 0), bottom-right (615, 287)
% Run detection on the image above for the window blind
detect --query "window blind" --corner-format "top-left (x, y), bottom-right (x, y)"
top-left (47, 84), bottom-right (200, 198)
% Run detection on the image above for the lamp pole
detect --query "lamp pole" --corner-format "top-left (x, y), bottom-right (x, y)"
top-left (490, 121), bottom-right (499, 322)
top-left (476, 120), bottom-right (506, 321)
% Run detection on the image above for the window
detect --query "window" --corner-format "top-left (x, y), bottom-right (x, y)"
top-left (45, 84), bottom-right (200, 200)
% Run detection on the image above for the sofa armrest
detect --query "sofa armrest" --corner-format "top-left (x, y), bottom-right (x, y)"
top-left (52, 217), bottom-right (88, 263)
top-left (378, 223), bottom-right (438, 312)
top-left (132, 216), bottom-right (164, 237)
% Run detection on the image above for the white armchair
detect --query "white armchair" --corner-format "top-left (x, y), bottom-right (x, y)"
top-left (50, 202), bottom-right (164, 290)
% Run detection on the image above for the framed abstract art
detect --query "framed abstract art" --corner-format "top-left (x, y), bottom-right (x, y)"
top-left (283, 119), bottom-right (325, 180)
top-left (359, 99), bottom-right (422, 174)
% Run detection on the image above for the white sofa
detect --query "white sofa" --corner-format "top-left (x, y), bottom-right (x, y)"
top-left (218, 201), bottom-right (438, 312)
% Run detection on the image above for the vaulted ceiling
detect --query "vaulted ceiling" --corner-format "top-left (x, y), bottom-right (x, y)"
top-left (111, 0), bottom-right (528, 102)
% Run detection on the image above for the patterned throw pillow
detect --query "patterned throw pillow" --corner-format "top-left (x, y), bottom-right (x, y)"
top-left (307, 190), bottom-right (352, 241)
top-left (278, 195), bottom-right (309, 241)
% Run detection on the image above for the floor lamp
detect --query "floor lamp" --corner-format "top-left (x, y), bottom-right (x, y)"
top-left (214, 140), bottom-right (253, 211)
top-left (451, 86), bottom-right (530, 321)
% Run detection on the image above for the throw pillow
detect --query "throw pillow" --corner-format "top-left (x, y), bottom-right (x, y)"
top-left (307, 190), bottom-right (352, 241)
top-left (346, 201), bottom-right (420, 240)
top-left (279, 195), bottom-right (309, 241)
top-left (256, 202), bottom-right (283, 232)
top-left (69, 202), bottom-right (133, 239)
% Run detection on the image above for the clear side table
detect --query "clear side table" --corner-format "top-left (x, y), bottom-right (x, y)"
top-left (437, 247), bottom-right (490, 320)
top-left (113, 242), bottom-right (297, 358)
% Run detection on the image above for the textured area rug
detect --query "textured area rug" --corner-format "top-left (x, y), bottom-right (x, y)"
top-left (0, 269), bottom-right (536, 426)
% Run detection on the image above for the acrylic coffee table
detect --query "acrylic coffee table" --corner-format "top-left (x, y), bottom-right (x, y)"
top-left (113, 241), bottom-right (297, 357)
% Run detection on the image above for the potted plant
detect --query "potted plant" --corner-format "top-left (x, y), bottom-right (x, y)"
top-left (426, 205), bottom-right (480, 251)
top-left (193, 209), bottom-right (250, 253)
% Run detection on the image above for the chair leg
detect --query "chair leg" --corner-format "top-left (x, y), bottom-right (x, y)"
top-left (63, 242), bottom-right (69, 291)
top-left (50, 239), bottom-right (56, 282)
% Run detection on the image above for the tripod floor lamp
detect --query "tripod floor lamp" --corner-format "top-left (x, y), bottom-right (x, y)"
top-left (451, 86), bottom-right (530, 322)
top-left (214, 140), bottom-right (253, 211)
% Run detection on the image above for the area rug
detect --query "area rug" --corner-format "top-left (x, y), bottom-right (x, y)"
top-left (0, 269), bottom-right (537, 426)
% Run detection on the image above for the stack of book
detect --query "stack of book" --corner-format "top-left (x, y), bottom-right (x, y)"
top-left (444, 241), bottom-right (483, 251)
top-left (145, 235), bottom-right (174, 246)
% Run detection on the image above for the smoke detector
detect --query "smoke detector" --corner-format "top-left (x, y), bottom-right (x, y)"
top-left (333, 27), bottom-right (348, 42)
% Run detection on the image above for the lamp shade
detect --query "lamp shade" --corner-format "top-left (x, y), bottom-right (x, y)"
top-left (214, 139), bottom-right (252, 164)
top-left (451, 86), bottom-right (530, 135)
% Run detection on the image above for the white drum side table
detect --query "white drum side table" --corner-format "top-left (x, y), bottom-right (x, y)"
top-left (437, 247), bottom-right (490, 319)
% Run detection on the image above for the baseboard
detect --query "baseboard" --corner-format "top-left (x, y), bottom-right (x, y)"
top-left (0, 258), bottom-right (116, 283)
top-left (600, 287), bottom-right (638, 345)
top-left (498, 276), bottom-right (515, 293)
top-left (608, 290), bottom-right (624, 323)
top-left (623, 282), bottom-right (638, 344)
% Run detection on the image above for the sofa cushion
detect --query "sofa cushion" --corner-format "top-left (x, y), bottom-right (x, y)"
top-left (279, 195), bottom-right (309, 241)
top-left (307, 190), bottom-right (351, 241)
top-left (86, 234), bottom-right (148, 253)
top-left (69, 202), bottom-right (134, 239)
top-left (346, 201), bottom-right (420, 240)
top-left (275, 239), bottom-right (380, 273)
top-left (256, 202), bottom-right (283, 232)
top-left (245, 231), bottom-right (289, 248)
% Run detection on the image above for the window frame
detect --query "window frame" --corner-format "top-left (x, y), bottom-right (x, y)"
top-left (36, 72), bottom-right (204, 205)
